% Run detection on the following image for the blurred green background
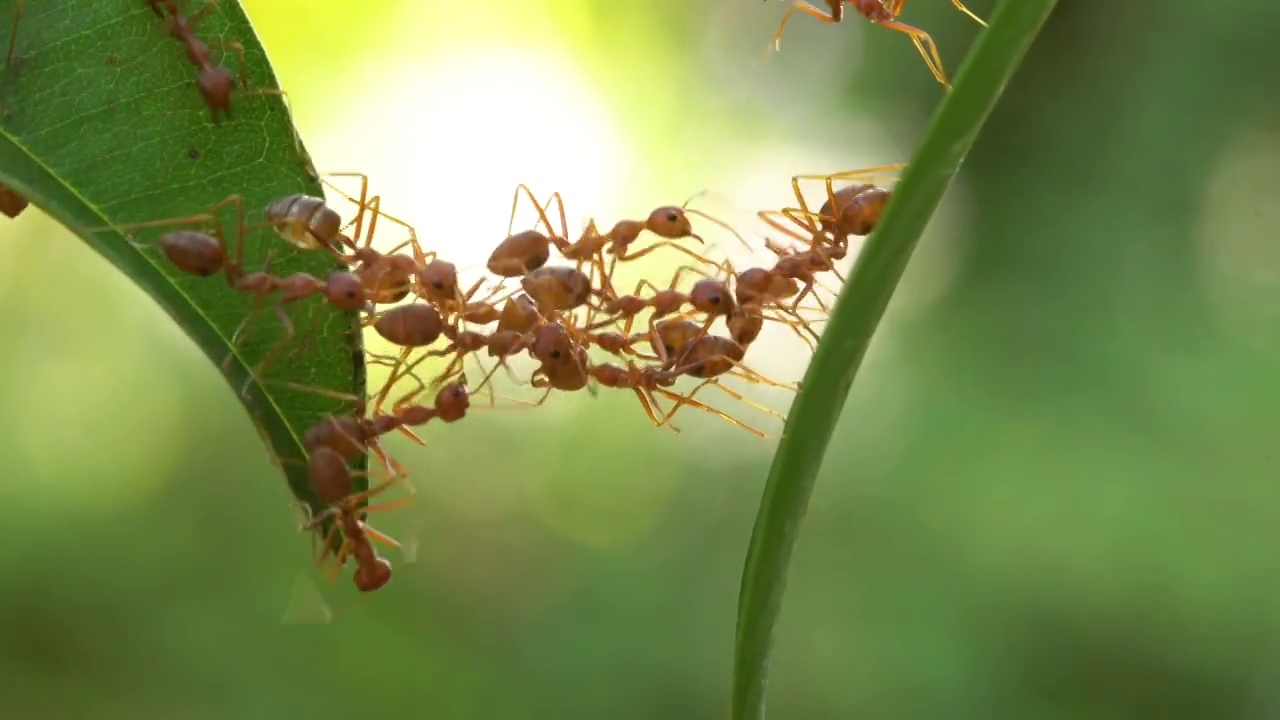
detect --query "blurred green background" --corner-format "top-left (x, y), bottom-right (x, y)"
top-left (3, 0), bottom-right (1280, 717)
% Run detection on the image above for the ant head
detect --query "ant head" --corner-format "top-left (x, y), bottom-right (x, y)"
top-left (354, 557), bottom-right (393, 592)
top-left (326, 271), bottom-right (367, 311)
top-left (530, 323), bottom-right (572, 364)
top-left (419, 259), bottom-right (458, 296)
top-left (689, 278), bottom-right (735, 316)
top-left (646, 206), bottom-right (695, 239)
top-left (435, 382), bottom-right (470, 421)
top-left (197, 66), bottom-right (236, 115)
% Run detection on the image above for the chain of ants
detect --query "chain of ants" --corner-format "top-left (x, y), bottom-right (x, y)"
top-left (105, 161), bottom-right (898, 593)
top-left (0, 0), bottom-right (982, 595)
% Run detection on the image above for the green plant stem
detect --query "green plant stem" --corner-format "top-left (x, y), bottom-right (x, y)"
top-left (731, 0), bottom-right (1059, 717)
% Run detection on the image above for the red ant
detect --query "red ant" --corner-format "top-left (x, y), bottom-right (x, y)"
top-left (301, 445), bottom-right (411, 592)
top-left (97, 193), bottom-right (249, 283)
top-left (229, 252), bottom-right (371, 392)
top-left (491, 184), bottom-right (749, 293)
top-left (759, 164), bottom-right (903, 255)
top-left (0, 182), bottom-right (29, 218)
top-left (148, 0), bottom-right (285, 121)
top-left (289, 379), bottom-right (472, 475)
top-left (766, 1), bottom-right (986, 89)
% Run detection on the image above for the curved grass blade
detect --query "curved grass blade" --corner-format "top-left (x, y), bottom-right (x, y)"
top-left (732, 0), bottom-right (1061, 716)
top-left (0, 0), bottom-right (365, 519)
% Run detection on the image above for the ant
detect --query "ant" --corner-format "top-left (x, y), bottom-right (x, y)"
top-left (229, 252), bottom-right (371, 392)
top-left (95, 193), bottom-right (249, 283)
top-left (148, 0), bottom-right (285, 121)
top-left (264, 186), bottom-right (415, 304)
top-left (0, 182), bottom-right (28, 218)
top-left (492, 184), bottom-right (747, 295)
top-left (760, 164), bottom-right (903, 255)
top-left (289, 379), bottom-right (472, 474)
top-left (766, 1), bottom-right (986, 89)
top-left (319, 177), bottom-right (508, 319)
top-left (301, 445), bottom-right (411, 592)
top-left (380, 318), bottom-right (539, 413)
top-left (586, 264), bottom-right (738, 363)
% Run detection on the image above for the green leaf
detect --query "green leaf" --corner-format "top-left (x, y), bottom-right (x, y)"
top-left (0, 0), bottom-right (365, 518)
top-left (732, 1), bottom-right (1060, 716)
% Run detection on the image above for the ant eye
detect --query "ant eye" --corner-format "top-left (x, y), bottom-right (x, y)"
top-left (432, 281), bottom-right (444, 290)
top-left (709, 295), bottom-right (720, 304)
top-left (550, 350), bottom-right (562, 359)
top-left (666, 211), bottom-right (679, 223)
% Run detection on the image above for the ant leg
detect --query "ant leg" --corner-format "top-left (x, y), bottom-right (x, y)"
top-left (768, 0), bottom-right (839, 53)
top-left (627, 386), bottom-right (681, 434)
top-left (506, 183), bottom-right (561, 240)
top-left (199, 193), bottom-right (248, 281)
top-left (612, 243), bottom-right (718, 267)
top-left (791, 164), bottom-right (905, 229)
top-left (759, 209), bottom-right (819, 245)
top-left (361, 522), bottom-right (404, 551)
top-left (4, 0), bottom-right (21, 72)
top-left (320, 173), bottom-right (371, 246)
top-left (917, 0), bottom-right (987, 27)
top-left (684, 207), bottom-right (753, 252)
top-left (653, 386), bottom-right (778, 439)
top-left (241, 303), bottom-right (296, 397)
top-left (878, 20), bottom-right (950, 89)
top-left (357, 469), bottom-right (415, 513)
top-left (698, 380), bottom-right (788, 421)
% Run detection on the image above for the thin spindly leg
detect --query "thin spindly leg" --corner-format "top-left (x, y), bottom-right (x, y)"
top-left (362, 522), bottom-right (403, 551)
top-left (653, 386), bottom-right (775, 439)
top-left (791, 164), bottom-right (905, 228)
top-left (613, 242), bottom-right (718, 266)
top-left (506, 183), bottom-right (562, 239)
top-left (879, 20), bottom-right (950, 89)
top-left (684, 207), bottom-right (753, 251)
top-left (769, 0), bottom-right (841, 53)
top-left (320, 173), bottom-right (371, 243)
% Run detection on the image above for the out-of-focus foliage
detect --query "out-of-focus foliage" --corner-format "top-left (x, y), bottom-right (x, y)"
top-left (0, 0), bottom-right (1277, 718)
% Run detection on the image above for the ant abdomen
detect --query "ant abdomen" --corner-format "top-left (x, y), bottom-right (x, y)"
top-left (157, 231), bottom-right (225, 277)
top-left (487, 229), bottom-right (551, 277)
top-left (372, 304), bottom-right (444, 347)
top-left (265, 194), bottom-right (342, 250)
top-left (353, 557), bottom-right (392, 592)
